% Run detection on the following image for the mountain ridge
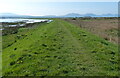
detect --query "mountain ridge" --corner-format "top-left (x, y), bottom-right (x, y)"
top-left (0, 13), bottom-right (118, 18)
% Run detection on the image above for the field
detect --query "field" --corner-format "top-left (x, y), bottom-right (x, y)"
top-left (63, 17), bottom-right (118, 44)
top-left (2, 18), bottom-right (119, 76)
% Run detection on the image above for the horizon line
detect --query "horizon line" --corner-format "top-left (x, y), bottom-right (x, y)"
top-left (0, 12), bottom-right (118, 16)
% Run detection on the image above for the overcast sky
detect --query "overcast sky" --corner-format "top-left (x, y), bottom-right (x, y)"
top-left (0, 0), bottom-right (118, 16)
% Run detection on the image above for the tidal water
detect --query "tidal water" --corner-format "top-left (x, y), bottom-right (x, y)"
top-left (0, 19), bottom-right (48, 23)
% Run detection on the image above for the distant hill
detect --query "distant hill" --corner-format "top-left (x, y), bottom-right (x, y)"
top-left (0, 13), bottom-right (19, 16)
top-left (63, 13), bottom-right (117, 17)
top-left (84, 13), bottom-right (97, 17)
top-left (0, 13), bottom-right (118, 18)
top-left (0, 13), bottom-right (32, 18)
top-left (101, 14), bottom-right (118, 17)
top-left (62, 13), bottom-right (82, 17)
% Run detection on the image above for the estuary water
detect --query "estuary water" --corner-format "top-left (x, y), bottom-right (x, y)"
top-left (0, 19), bottom-right (49, 23)
top-left (0, 19), bottom-right (53, 30)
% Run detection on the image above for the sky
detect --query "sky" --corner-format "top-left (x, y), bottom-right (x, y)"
top-left (0, 0), bottom-right (119, 16)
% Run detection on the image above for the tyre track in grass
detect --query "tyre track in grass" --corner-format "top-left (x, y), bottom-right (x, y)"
top-left (59, 19), bottom-right (119, 76)
top-left (57, 19), bottom-right (102, 75)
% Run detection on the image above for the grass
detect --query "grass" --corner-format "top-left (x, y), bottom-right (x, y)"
top-left (63, 17), bottom-right (118, 43)
top-left (2, 19), bottom-right (119, 76)
top-left (106, 28), bottom-right (119, 37)
top-left (0, 30), bottom-right (2, 77)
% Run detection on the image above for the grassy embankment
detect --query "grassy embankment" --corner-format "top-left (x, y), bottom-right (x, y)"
top-left (2, 19), bottom-right (118, 76)
top-left (0, 51), bottom-right (1, 77)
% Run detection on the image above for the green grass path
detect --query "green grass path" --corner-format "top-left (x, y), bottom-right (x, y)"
top-left (2, 19), bottom-right (118, 76)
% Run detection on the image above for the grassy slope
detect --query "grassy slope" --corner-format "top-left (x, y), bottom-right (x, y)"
top-left (0, 30), bottom-right (2, 77)
top-left (2, 19), bottom-right (118, 76)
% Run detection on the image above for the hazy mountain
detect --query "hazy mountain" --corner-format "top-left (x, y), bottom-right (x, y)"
top-left (0, 13), bottom-right (18, 16)
top-left (63, 13), bottom-right (82, 17)
top-left (0, 13), bottom-right (32, 18)
top-left (0, 13), bottom-right (118, 18)
top-left (84, 13), bottom-right (97, 17)
top-left (63, 13), bottom-right (117, 17)
top-left (39, 15), bottom-right (57, 18)
top-left (101, 13), bottom-right (118, 17)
